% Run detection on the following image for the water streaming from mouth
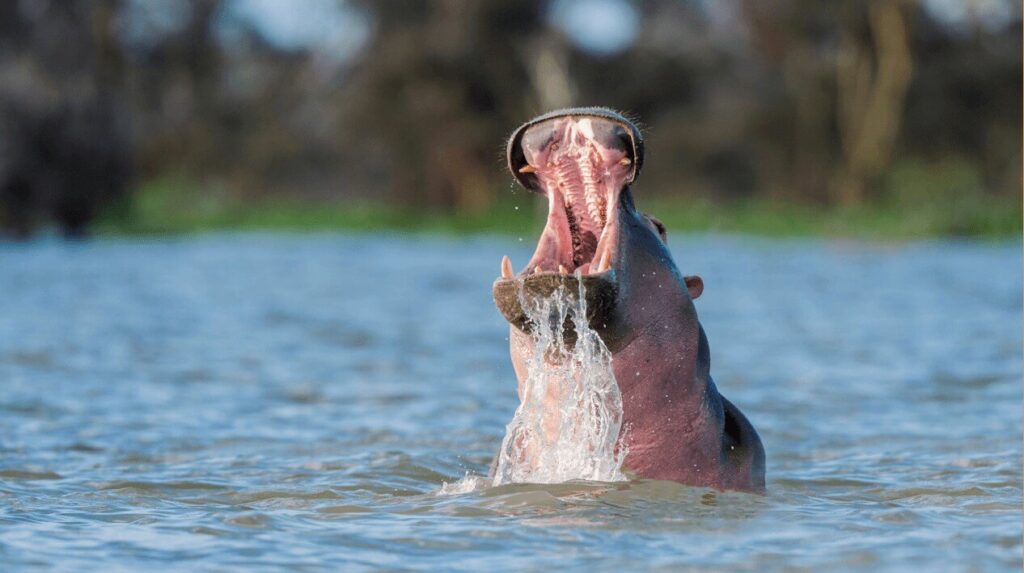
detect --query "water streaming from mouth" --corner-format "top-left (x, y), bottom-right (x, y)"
top-left (490, 277), bottom-right (628, 485)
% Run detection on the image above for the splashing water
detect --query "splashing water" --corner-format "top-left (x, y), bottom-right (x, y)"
top-left (491, 278), bottom-right (628, 485)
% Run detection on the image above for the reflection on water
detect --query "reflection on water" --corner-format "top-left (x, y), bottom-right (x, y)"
top-left (0, 234), bottom-right (1020, 571)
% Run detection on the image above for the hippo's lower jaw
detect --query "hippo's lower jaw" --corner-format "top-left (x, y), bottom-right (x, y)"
top-left (492, 271), bottom-right (617, 348)
top-left (492, 109), bottom-right (639, 347)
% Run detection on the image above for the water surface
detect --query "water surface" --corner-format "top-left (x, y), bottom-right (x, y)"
top-left (0, 234), bottom-right (1020, 571)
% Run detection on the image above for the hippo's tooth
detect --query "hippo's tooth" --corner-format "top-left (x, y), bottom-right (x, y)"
top-left (501, 255), bottom-right (513, 279)
top-left (519, 165), bottom-right (537, 174)
top-left (534, 265), bottom-right (542, 274)
top-left (597, 249), bottom-right (611, 273)
top-left (619, 157), bottom-right (632, 166)
top-left (558, 264), bottom-right (568, 275)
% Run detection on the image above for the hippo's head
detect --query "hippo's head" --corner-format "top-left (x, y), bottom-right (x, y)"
top-left (493, 108), bottom-right (704, 353)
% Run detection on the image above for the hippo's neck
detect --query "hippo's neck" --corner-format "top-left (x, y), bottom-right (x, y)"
top-left (614, 324), bottom-right (726, 478)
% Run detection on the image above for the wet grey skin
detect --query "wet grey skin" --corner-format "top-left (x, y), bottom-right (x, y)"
top-left (493, 107), bottom-right (765, 492)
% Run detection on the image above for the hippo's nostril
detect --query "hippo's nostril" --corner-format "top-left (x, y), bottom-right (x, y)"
top-left (588, 121), bottom-right (630, 152)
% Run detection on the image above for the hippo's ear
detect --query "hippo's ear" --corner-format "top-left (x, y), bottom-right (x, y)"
top-left (684, 275), bottom-right (704, 299)
top-left (644, 214), bottom-right (667, 243)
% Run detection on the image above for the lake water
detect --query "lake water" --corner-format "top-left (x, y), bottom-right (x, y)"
top-left (0, 234), bottom-right (1020, 571)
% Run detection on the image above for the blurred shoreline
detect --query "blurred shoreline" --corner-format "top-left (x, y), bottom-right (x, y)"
top-left (92, 177), bottom-right (1021, 240)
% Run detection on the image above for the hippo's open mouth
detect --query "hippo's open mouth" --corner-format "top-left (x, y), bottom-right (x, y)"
top-left (494, 108), bottom-right (644, 343)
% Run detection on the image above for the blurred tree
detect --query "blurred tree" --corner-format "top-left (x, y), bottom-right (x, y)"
top-left (901, 2), bottom-right (1022, 199)
top-left (343, 0), bottom-right (547, 213)
top-left (832, 0), bottom-right (913, 206)
top-left (127, 0), bottom-right (225, 177)
top-left (740, 0), bottom-right (850, 203)
top-left (0, 0), bottom-right (129, 237)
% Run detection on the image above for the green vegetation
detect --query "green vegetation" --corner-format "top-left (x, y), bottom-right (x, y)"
top-left (95, 176), bottom-right (535, 235)
top-left (97, 169), bottom-right (1021, 240)
top-left (648, 158), bottom-right (1021, 239)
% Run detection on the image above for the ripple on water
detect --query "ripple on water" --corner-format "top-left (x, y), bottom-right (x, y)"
top-left (0, 469), bottom-right (62, 481)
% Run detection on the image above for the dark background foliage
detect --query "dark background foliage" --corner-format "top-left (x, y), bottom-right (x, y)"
top-left (0, 0), bottom-right (1019, 236)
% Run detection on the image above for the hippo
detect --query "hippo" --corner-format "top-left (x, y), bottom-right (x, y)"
top-left (492, 108), bottom-right (765, 492)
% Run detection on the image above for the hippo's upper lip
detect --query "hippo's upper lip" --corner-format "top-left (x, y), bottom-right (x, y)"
top-left (507, 107), bottom-right (644, 192)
